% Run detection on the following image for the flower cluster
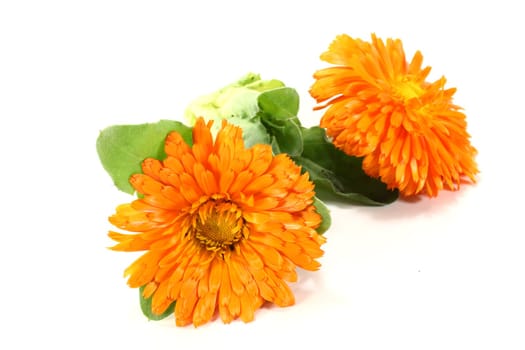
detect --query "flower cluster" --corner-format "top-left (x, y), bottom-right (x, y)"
top-left (97, 33), bottom-right (478, 327)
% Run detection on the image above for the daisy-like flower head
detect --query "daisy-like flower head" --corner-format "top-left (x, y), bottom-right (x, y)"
top-left (108, 117), bottom-right (325, 327)
top-left (310, 33), bottom-right (478, 196)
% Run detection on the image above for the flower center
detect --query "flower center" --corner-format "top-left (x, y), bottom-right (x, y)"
top-left (392, 78), bottom-right (424, 101)
top-left (192, 199), bottom-right (247, 252)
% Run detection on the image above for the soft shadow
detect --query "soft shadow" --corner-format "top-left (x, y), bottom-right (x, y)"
top-left (348, 182), bottom-right (480, 222)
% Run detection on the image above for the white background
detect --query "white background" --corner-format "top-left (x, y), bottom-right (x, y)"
top-left (1, 1), bottom-right (524, 349)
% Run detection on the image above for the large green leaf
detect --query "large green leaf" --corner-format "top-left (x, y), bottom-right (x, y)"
top-left (258, 88), bottom-right (303, 156)
top-left (139, 285), bottom-right (175, 321)
top-left (293, 127), bottom-right (398, 205)
top-left (96, 120), bottom-right (192, 194)
top-left (257, 87), bottom-right (300, 121)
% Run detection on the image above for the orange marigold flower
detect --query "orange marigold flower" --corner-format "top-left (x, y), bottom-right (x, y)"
top-left (310, 33), bottom-right (478, 196)
top-left (108, 117), bottom-right (325, 327)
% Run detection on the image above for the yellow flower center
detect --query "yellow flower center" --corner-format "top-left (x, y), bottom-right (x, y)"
top-left (392, 78), bottom-right (424, 101)
top-left (192, 199), bottom-right (247, 253)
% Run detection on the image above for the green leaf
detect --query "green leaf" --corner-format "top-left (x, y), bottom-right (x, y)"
top-left (139, 285), bottom-right (175, 321)
top-left (260, 113), bottom-right (303, 156)
top-left (96, 120), bottom-right (192, 194)
top-left (258, 88), bottom-right (303, 156)
top-left (294, 127), bottom-right (398, 205)
top-left (313, 197), bottom-right (331, 234)
top-left (257, 87), bottom-right (300, 122)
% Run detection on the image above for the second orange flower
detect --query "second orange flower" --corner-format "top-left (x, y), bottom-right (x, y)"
top-left (310, 34), bottom-right (478, 197)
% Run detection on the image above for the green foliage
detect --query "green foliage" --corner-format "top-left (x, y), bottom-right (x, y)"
top-left (293, 127), bottom-right (399, 205)
top-left (258, 88), bottom-right (303, 156)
